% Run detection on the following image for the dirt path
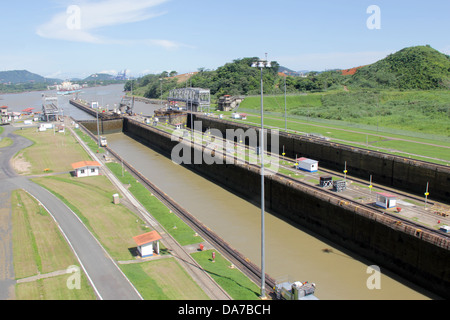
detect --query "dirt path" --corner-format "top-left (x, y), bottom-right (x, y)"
top-left (10, 152), bottom-right (31, 175)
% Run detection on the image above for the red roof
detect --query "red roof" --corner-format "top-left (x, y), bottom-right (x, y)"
top-left (71, 161), bottom-right (101, 170)
top-left (377, 192), bottom-right (396, 198)
top-left (22, 107), bottom-right (34, 112)
top-left (0, 106), bottom-right (8, 109)
top-left (133, 231), bottom-right (162, 246)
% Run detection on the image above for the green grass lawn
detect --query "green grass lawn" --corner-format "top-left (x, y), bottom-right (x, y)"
top-left (74, 128), bottom-right (106, 154)
top-left (120, 259), bottom-right (210, 300)
top-left (191, 249), bottom-right (261, 300)
top-left (11, 189), bottom-right (96, 300)
top-left (0, 136), bottom-right (13, 148)
top-left (240, 90), bottom-right (450, 137)
top-left (221, 103), bottom-right (450, 164)
top-left (33, 174), bottom-right (151, 261)
top-left (15, 273), bottom-right (96, 300)
top-left (13, 128), bottom-right (92, 175)
top-left (106, 162), bottom-right (204, 246)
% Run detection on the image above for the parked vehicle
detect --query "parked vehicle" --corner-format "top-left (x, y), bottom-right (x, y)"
top-left (100, 136), bottom-right (107, 147)
top-left (274, 281), bottom-right (318, 300)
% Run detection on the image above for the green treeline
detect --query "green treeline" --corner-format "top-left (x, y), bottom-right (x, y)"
top-left (126, 46), bottom-right (450, 101)
top-left (0, 82), bottom-right (50, 94)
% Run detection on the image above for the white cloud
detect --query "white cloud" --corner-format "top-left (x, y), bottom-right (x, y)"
top-left (36, 0), bottom-right (184, 49)
top-left (441, 45), bottom-right (450, 55)
top-left (45, 70), bottom-right (63, 78)
top-left (277, 50), bottom-right (394, 71)
top-left (92, 70), bottom-right (116, 76)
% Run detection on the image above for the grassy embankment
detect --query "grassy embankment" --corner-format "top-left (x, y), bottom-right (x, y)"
top-left (73, 126), bottom-right (261, 299)
top-left (240, 90), bottom-right (450, 135)
top-left (106, 162), bottom-right (261, 300)
top-left (75, 123), bottom-right (261, 299)
top-left (13, 128), bottom-right (91, 175)
top-left (11, 126), bottom-right (260, 300)
top-left (10, 127), bottom-right (208, 300)
top-left (0, 137), bottom-right (13, 148)
top-left (12, 189), bottom-right (96, 300)
top-left (232, 90), bottom-right (450, 165)
top-left (0, 126), bottom-right (13, 148)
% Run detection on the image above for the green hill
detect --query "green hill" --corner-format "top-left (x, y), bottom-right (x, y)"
top-left (0, 70), bottom-right (60, 84)
top-left (348, 45), bottom-right (450, 90)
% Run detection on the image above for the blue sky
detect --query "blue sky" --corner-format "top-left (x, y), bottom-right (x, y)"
top-left (1, 0), bottom-right (449, 79)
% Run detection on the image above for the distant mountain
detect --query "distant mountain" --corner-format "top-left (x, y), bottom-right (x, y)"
top-left (348, 45), bottom-right (450, 89)
top-left (0, 70), bottom-right (61, 84)
top-left (279, 66), bottom-right (308, 77)
top-left (83, 73), bottom-right (115, 82)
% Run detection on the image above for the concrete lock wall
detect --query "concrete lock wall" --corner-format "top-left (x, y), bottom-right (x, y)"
top-left (70, 100), bottom-right (99, 118)
top-left (193, 115), bottom-right (450, 204)
top-left (79, 119), bottom-right (124, 135)
top-left (123, 117), bottom-right (450, 299)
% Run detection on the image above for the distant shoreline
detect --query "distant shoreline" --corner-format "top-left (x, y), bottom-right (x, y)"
top-left (1, 83), bottom-right (126, 97)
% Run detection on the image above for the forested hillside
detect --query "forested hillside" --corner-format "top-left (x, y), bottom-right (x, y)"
top-left (348, 45), bottom-right (450, 90)
top-left (0, 70), bottom-right (59, 84)
top-left (125, 45), bottom-right (450, 100)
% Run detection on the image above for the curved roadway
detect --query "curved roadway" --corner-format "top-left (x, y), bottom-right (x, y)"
top-left (0, 125), bottom-right (142, 300)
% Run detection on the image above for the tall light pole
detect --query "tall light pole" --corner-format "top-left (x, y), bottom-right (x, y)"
top-left (251, 54), bottom-right (271, 299)
top-left (159, 78), bottom-right (163, 106)
top-left (284, 74), bottom-right (287, 131)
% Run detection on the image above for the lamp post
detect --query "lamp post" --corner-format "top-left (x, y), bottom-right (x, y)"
top-left (284, 74), bottom-right (287, 131)
top-left (251, 54), bottom-right (271, 299)
top-left (159, 78), bottom-right (163, 106)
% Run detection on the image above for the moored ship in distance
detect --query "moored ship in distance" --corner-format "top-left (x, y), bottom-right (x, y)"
top-left (56, 81), bottom-right (82, 95)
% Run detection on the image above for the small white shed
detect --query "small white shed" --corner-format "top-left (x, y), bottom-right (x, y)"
top-left (376, 193), bottom-right (397, 209)
top-left (440, 226), bottom-right (450, 233)
top-left (296, 157), bottom-right (319, 172)
top-left (133, 231), bottom-right (162, 258)
top-left (71, 161), bottom-right (101, 178)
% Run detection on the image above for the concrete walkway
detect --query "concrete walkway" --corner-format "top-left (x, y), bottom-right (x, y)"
top-left (16, 270), bottom-right (68, 284)
top-left (70, 123), bottom-right (232, 300)
top-left (0, 125), bottom-right (142, 300)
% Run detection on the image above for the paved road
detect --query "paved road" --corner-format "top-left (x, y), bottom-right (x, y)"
top-left (0, 125), bottom-right (142, 300)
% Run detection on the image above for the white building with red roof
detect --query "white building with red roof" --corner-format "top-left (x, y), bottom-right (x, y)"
top-left (71, 161), bottom-right (101, 178)
top-left (133, 231), bottom-right (162, 258)
top-left (376, 192), bottom-right (397, 209)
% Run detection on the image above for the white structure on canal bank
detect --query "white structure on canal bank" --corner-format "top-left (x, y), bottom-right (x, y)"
top-left (295, 157), bottom-right (319, 173)
top-left (376, 192), bottom-right (397, 209)
top-left (71, 161), bottom-right (101, 178)
top-left (133, 231), bottom-right (162, 258)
